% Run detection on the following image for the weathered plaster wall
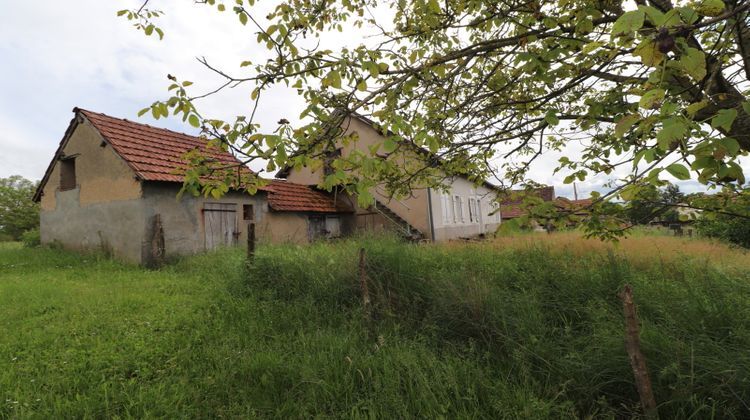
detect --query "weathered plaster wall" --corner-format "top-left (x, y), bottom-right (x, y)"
top-left (40, 188), bottom-right (146, 263)
top-left (257, 211), bottom-right (310, 244)
top-left (39, 120), bottom-right (146, 263)
top-left (142, 183), bottom-right (269, 257)
top-left (40, 119), bottom-right (141, 211)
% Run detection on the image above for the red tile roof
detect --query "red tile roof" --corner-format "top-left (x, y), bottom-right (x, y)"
top-left (499, 186), bottom-right (556, 219)
top-left (262, 181), bottom-right (352, 213)
top-left (78, 108), bottom-right (251, 183)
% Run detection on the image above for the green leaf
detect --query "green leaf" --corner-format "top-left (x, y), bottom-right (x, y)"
top-left (356, 80), bottom-right (367, 92)
top-left (324, 70), bottom-right (342, 89)
top-left (639, 88), bottom-right (665, 109)
top-left (711, 108), bottom-right (737, 131)
top-left (679, 47), bottom-right (706, 81)
top-left (638, 5), bottom-right (665, 25)
top-left (686, 100), bottom-right (708, 117)
top-left (696, 0), bottom-right (725, 17)
top-left (137, 107), bottom-right (150, 117)
top-left (657, 117), bottom-right (687, 150)
top-left (117, 9), bottom-right (128, 16)
top-left (188, 114), bottom-right (201, 128)
top-left (742, 101), bottom-right (750, 115)
top-left (239, 12), bottom-right (248, 25)
top-left (544, 110), bottom-right (559, 126)
top-left (581, 41), bottom-right (603, 54)
top-left (666, 163), bottom-right (690, 180)
top-left (611, 10), bottom-right (645, 36)
top-left (721, 137), bottom-right (741, 156)
top-left (615, 114), bottom-right (640, 138)
top-left (383, 137), bottom-right (397, 153)
top-left (634, 39), bottom-right (665, 67)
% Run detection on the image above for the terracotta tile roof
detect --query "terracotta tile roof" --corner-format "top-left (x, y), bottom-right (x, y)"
top-left (261, 180), bottom-right (352, 213)
top-left (499, 186), bottom-right (556, 219)
top-left (78, 108), bottom-right (251, 183)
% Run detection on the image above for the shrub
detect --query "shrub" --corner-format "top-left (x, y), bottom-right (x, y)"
top-left (21, 227), bottom-right (40, 248)
top-left (695, 215), bottom-right (750, 248)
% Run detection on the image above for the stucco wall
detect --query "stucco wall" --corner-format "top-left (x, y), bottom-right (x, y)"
top-left (141, 183), bottom-right (271, 257)
top-left (40, 189), bottom-right (146, 263)
top-left (285, 117), bottom-right (433, 237)
top-left (40, 119), bottom-right (141, 211)
top-left (39, 119), bottom-right (146, 263)
top-left (431, 176), bottom-right (500, 241)
top-left (257, 211), bottom-right (310, 244)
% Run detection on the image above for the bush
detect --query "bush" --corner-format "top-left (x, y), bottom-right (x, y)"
top-left (21, 227), bottom-right (40, 248)
top-left (695, 215), bottom-right (750, 248)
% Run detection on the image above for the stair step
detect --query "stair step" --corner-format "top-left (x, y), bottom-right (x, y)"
top-left (373, 200), bottom-right (425, 240)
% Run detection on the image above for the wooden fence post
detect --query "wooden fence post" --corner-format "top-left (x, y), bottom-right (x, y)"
top-left (247, 222), bottom-right (255, 262)
top-left (620, 284), bottom-right (658, 419)
top-left (150, 214), bottom-right (165, 267)
top-left (358, 248), bottom-right (371, 319)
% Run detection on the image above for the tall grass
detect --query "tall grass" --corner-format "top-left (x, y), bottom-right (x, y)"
top-left (2, 234), bottom-right (749, 418)
top-left (248, 234), bottom-right (750, 418)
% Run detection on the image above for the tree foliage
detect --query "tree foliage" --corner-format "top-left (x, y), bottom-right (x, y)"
top-left (120, 0), bottom-right (750, 237)
top-left (694, 190), bottom-right (750, 247)
top-left (0, 176), bottom-right (40, 241)
top-left (624, 184), bottom-right (685, 224)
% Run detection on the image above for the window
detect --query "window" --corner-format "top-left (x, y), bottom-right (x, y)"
top-left (469, 198), bottom-right (476, 223)
top-left (441, 194), bottom-right (453, 224)
top-left (243, 204), bottom-right (254, 221)
top-left (59, 157), bottom-right (76, 191)
top-left (453, 195), bottom-right (464, 223)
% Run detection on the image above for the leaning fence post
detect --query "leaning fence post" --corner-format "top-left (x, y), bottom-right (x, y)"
top-left (620, 284), bottom-right (658, 419)
top-left (247, 222), bottom-right (255, 262)
top-left (150, 214), bottom-right (165, 267)
top-left (358, 248), bottom-right (371, 320)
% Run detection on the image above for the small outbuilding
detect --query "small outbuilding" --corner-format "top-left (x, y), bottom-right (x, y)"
top-left (33, 108), bottom-right (354, 265)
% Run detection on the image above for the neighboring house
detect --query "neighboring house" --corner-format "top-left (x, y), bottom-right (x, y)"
top-left (498, 186), bottom-right (556, 220)
top-left (276, 115), bottom-right (502, 241)
top-left (33, 108), bottom-right (353, 265)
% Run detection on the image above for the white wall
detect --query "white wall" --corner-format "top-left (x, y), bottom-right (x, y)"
top-left (430, 177), bottom-right (501, 241)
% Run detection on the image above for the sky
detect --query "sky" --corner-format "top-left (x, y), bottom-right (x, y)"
top-left (0, 0), bottom-right (744, 199)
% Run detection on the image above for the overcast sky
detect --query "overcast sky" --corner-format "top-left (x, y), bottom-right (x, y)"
top-left (0, 1), bottom-right (744, 199)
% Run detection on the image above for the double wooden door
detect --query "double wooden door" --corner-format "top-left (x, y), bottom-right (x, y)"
top-left (204, 203), bottom-right (238, 250)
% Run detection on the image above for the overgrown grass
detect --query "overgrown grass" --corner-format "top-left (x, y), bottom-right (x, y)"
top-left (1, 234), bottom-right (749, 418)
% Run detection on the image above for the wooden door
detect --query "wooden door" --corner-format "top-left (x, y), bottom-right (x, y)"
top-left (204, 203), bottom-right (238, 250)
top-left (325, 216), bottom-right (341, 238)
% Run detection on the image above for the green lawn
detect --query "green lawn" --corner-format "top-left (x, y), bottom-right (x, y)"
top-left (1, 236), bottom-right (749, 418)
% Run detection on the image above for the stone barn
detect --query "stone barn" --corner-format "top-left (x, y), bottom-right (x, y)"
top-left (33, 108), bottom-right (354, 265)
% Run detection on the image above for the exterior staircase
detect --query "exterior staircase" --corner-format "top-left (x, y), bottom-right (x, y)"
top-left (373, 199), bottom-right (425, 241)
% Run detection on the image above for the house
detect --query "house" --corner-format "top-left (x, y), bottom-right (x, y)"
top-left (33, 108), bottom-right (354, 265)
top-left (498, 186), bottom-right (556, 220)
top-left (34, 109), bottom-right (502, 264)
top-left (276, 114), bottom-right (502, 241)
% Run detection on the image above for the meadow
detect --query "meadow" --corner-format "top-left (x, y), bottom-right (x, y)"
top-left (1, 233), bottom-right (749, 418)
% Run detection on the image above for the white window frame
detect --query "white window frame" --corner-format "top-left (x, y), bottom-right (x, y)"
top-left (453, 195), bottom-right (464, 223)
top-left (442, 194), bottom-right (453, 225)
top-left (468, 197), bottom-right (476, 223)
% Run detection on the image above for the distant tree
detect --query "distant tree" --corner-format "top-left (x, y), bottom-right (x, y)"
top-left (0, 176), bottom-right (40, 240)
top-left (624, 184), bottom-right (684, 224)
top-left (694, 189), bottom-right (750, 247)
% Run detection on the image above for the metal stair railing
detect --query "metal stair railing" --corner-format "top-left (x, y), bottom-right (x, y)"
top-left (373, 200), bottom-right (423, 239)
